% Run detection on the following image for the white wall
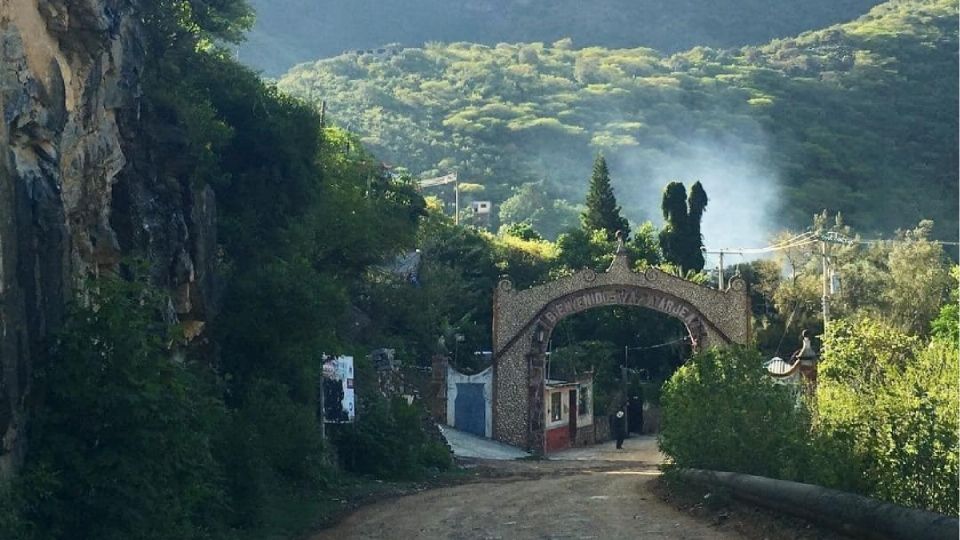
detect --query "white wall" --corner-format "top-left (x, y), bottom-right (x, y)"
top-left (446, 366), bottom-right (493, 438)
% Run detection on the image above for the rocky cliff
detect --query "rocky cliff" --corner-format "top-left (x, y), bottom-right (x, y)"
top-left (0, 0), bottom-right (218, 478)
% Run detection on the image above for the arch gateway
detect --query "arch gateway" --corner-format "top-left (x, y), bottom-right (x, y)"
top-left (491, 249), bottom-right (751, 452)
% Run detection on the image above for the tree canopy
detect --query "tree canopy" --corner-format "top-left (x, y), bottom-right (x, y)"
top-left (659, 181), bottom-right (708, 273)
top-left (582, 155), bottom-right (630, 240)
top-left (278, 0), bottom-right (958, 242)
top-left (241, 0), bottom-right (882, 75)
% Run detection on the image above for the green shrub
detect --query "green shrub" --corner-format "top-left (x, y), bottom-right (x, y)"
top-left (21, 274), bottom-right (230, 540)
top-left (0, 483), bottom-right (27, 540)
top-left (332, 395), bottom-right (450, 479)
top-left (660, 319), bottom-right (960, 516)
top-left (659, 346), bottom-right (811, 478)
top-left (816, 319), bottom-right (959, 515)
top-left (419, 438), bottom-right (455, 471)
top-left (219, 379), bottom-right (335, 527)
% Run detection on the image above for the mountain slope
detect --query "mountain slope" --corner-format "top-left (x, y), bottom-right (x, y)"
top-left (278, 1), bottom-right (959, 243)
top-left (241, 0), bottom-right (883, 75)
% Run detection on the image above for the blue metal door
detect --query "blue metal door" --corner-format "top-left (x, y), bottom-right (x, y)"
top-left (455, 383), bottom-right (486, 437)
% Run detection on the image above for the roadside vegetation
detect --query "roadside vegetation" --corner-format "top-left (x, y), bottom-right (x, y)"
top-left (660, 242), bottom-right (959, 515)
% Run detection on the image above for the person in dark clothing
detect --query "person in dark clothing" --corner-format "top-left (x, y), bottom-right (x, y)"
top-left (613, 408), bottom-right (626, 449)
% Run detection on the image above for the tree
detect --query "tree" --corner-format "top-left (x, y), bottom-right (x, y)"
top-left (143, 0), bottom-right (253, 55)
top-left (658, 181), bottom-right (708, 272)
top-left (498, 182), bottom-right (579, 240)
top-left (24, 275), bottom-right (228, 539)
top-left (582, 155), bottom-right (630, 241)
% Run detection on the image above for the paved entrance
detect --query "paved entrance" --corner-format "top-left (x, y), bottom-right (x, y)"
top-left (439, 426), bottom-right (530, 460)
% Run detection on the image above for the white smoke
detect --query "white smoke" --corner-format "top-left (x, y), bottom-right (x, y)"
top-left (613, 136), bottom-right (783, 268)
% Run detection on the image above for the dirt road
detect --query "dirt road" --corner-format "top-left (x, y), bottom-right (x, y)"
top-left (310, 436), bottom-right (741, 540)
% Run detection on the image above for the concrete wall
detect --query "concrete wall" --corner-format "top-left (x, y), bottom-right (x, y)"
top-left (545, 425), bottom-right (570, 452)
top-left (575, 416), bottom-right (610, 446)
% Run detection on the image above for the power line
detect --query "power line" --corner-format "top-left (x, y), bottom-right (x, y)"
top-left (625, 336), bottom-right (690, 351)
top-left (702, 232), bottom-right (817, 289)
top-left (703, 234), bottom-right (817, 256)
top-left (704, 232), bottom-right (958, 254)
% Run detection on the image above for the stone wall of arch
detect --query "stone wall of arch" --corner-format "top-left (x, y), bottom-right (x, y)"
top-left (491, 253), bottom-right (751, 451)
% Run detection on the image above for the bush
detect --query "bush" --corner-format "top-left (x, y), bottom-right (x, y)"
top-left (219, 379), bottom-right (335, 527)
top-left (659, 346), bottom-right (811, 478)
top-left (0, 484), bottom-right (27, 540)
top-left (332, 395), bottom-right (450, 479)
top-left (816, 319), bottom-right (959, 515)
top-left (20, 274), bottom-right (230, 540)
top-left (331, 353), bottom-right (450, 478)
top-left (660, 320), bottom-right (960, 516)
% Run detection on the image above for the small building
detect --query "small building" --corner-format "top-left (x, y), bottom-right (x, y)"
top-left (766, 332), bottom-right (819, 386)
top-left (347, 45), bottom-right (403, 60)
top-left (764, 356), bottom-right (801, 385)
top-left (543, 373), bottom-right (596, 453)
top-left (471, 201), bottom-right (492, 215)
top-left (470, 201), bottom-right (492, 227)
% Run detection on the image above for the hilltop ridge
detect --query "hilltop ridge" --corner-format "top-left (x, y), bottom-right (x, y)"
top-left (278, 0), bottom-right (959, 241)
top-left (242, 0), bottom-right (883, 75)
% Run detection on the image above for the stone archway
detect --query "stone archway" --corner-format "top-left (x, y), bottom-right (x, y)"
top-left (491, 250), bottom-right (751, 452)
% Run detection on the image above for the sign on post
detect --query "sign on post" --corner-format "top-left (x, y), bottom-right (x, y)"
top-left (322, 356), bottom-right (356, 423)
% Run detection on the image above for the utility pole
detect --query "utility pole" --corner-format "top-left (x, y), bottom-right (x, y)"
top-left (454, 171), bottom-right (460, 225)
top-left (718, 250), bottom-right (725, 290)
top-left (820, 239), bottom-right (830, 333)
top-left (702, 248), bottom-right (734, 290)
top-left (319, 357), bottom-right (329, 442)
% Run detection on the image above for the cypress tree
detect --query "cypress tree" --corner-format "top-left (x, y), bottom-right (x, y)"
top-left (687, 181), bottom-right (708, 271)
top-left (659, 182), bottom-right (688, 270)
top-left (658, 181), bottom-right (708, 272)
top-left (582, 154), bottom-right (630, 240)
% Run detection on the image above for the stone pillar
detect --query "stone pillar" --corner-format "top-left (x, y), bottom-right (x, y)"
top-left (527, 352), bottom-right (546, 454)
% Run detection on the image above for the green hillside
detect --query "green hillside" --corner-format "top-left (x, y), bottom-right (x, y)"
top-left (278, 1), bottom-right (958, 242)
top-left (242, 0), bottom-right (882, 75)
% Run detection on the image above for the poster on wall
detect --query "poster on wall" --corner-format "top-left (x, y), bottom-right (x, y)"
top-left (322, 356), bottom-right (355, 423)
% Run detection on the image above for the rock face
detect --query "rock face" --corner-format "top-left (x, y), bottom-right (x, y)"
top-left (0, 0), bottom-right (218, 478)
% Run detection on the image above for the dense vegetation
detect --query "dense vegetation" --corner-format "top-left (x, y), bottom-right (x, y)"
top-left (278, 0), bottom-right (958, 241)
top-left (2, 2), bottom-right (450, 539)
top-left (660, 220), bottom-right (959, 515)
top-left (660, 308), bottom-right (959, 515)
top-left (241, 0), bottom-right (882, 75)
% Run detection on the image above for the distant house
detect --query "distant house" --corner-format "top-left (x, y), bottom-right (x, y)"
top-left (471, 201), bottom-right (491, 215)
top-left (470, 201), bottom-right (492, 227)
top-left (543, 373), bottom-right (597, 453)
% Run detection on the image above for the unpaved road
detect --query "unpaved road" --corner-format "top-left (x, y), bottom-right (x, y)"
top-left (310, 437), bottom-right (741, 540)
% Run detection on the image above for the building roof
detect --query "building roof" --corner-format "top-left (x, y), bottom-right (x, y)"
top-left (764, 357), bottom-right (801, 378)
top-left (545, 378), bottom-right (590, 388)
